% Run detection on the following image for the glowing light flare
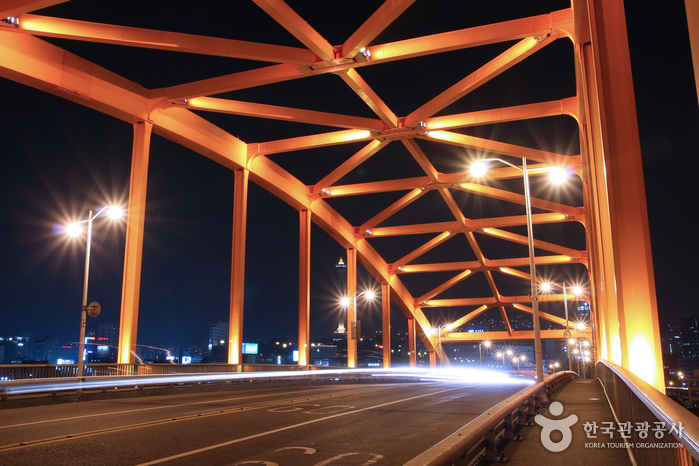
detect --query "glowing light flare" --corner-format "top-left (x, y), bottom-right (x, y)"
top-left (107, 206), bottom-right (123, 220)
top-left (66, 223), bottom-right (82, 237)
top-left (343, 131), bottom-right (371, 141)
top-left (548, 166), bottom-right (568, 185)
top-left (340, 297), bottom-right (351, 308)
top-left (571, 285), bottom-right (584, 296)
top-left (425, 130), bottom-right (452, 140)
top-left (470, 160), bottom-right (487, 178)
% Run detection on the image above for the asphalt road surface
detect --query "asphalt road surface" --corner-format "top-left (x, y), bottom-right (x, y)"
top-left (0, 380), bottom-right (530, 465)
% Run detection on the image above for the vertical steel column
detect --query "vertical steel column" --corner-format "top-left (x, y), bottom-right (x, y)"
top-left (580, 39), bottom-right (623, 367)
top-left (298, 210), bottom-right (311, 366)
top-left (118, 121), bottom-right (152, 364)
top-left (381, 282), bottom-right (391, 368)
top-left (587, 0), bottom-right (665, 390)
top-left (408, 318), bottom-right (416, 367)
top-left (346, 248), bottom-right (357, 368)
top-left (229, 168), bottom-right (248, 365)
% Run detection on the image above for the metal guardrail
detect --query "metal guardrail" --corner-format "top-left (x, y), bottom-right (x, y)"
top-left (404, 371), bottom-right (577, 465)
top-left (596, 360), bottom-right (699, 466)
top-left (0, 363), bottom-right (315, 381)
top-left (0, 367), bottom-right (428, 402)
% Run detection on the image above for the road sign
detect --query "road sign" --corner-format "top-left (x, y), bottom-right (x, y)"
top-left (87, 301), bottom-right (101, 317)
top-left (563, 330), bottom-right (571, 338)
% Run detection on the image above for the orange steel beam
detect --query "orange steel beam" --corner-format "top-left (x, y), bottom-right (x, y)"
top-left (424, 293), bottom-right (581, 308)
top-left (338, 69), bottom-right (398, 128)
top-left (423, 131), bottom-right (573, 167)
top-left (367, 212), bottom-right (581, 238)
top-left (499, 305), bottom-right (513, 336)
top-left (446, 305), bottom-right (491, 331)
top-left (342, 0), bottom-right (417, 59)
top-left (314, 139), bottom-right (389, 192)
top-left (479, 227), bottom-right (583, 258)
top-left (408, 317), bottom-right (416, 367)
top-left (406, 35), bottom-right (557, 125)
top-left (586, 0), bottom-right (664, 390)
top-left (397, 255), bottom-right (582, 274)
top-left (359, 188), bottom-right (427, 232)
top-left (180, 97), bottom-right (385, 131)
top-left (150, 63), bottom-right (307, 101)
top-left (252, 129), bottom-right (375, 156)
top-left (393, 231), bottom-right (455, 269)
top-left (1, 1), bottom-right (66, 17)
top-left (347, 248), bottom-right (358, 368)
top-left (298, 210), bottom-right (311, 366)
top-left (117, 121), bottom-right (152, 364)
top-left (252, 0), bottom-right (334, 61)
top-left (424, 98), bottom-right (580, 131)
top-left (442, 329), bottom-right (568, 342)
top-left (510, 303), bottom-right (569, 328)
top-left (366, 13), bottom-right (553, 65)
top-left (402, 139), bottom-right (440, 181)
top-left (14, 14), bottom-right (317, 65)
top-left (458, 183), bottom-right (580, 217)
top-left (229, 169), bottom-right (249, 365)
top-left (417, 269), bottom-right (473, 305)
top-left (382, 282), bottom-right (391, 368)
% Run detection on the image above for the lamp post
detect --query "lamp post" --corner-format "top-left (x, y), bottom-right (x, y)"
top-left (479, 340), bottom-right (491, 368)
top-left (471, 158), bottom-right (567, 383)
top-left (541, 282), bottom-right (584, 372)
top-left (430, 324), bottom-right (450, 367)
top-left (66, 205), bottom-right (123, 380)
top-left (340, 290), bottom-right (375, 367)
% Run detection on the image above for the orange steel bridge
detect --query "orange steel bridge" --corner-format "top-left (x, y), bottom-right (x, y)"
top-left (1, 0), bottom-right (685, 392)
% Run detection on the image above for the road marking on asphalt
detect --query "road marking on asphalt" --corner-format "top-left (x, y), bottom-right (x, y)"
top-left (0, 384), bottom-right (400, 430)
top-left (0, 386), bottom-right (401, 452)
top-left (135, 386), bottom-right (463, 465)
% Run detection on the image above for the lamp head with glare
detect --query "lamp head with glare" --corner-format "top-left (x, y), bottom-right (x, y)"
top-left (549, 167), bottom-right (568, 185)
top-left (66, 223), bottom-right (82, 237)
top-left (364, 290), bottom-right (375, 301)
top-left (541, 282), bottom-right (552, 292)
top-left (340, 297), bottom-right (351, 308)
top-left (107, 205), bottom-right (123, 220)
top-left (571, 285), bottom-right (584, 296)
top-left (470, 160), bottom-right (487, 178)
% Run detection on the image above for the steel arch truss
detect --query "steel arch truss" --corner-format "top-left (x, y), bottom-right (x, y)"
top-left (0, 0), bottom-right (663, 387)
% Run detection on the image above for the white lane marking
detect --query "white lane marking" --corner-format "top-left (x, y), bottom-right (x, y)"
top-left (267, 404), bottom-right (320, 413)
top-left (0, 388), bottom-right (342, 430)
top-left (274, 446), bottom-right (315, 455)
top-left (135, 387), bottom-right (461, 465)
top-left (313, 453), bottom-right (383, 466)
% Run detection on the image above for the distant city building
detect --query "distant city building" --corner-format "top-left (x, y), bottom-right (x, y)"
top-left (311, 344), bottom-right (338, 366)
top-left (0, 336), bottom-right (33, 363)
top-left (209, 320), bottom-right (229, 362)
top-left (661, 323), bottom-right (681, 355)
top-left (86, 322), bottom-right (119, 363)
top-left (336, 257), bottom-right (347, 297)
top-left (680, 318), bottom-right (699, 359)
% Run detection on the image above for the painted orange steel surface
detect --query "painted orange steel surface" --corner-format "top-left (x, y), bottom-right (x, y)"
top-left (0, 0), bottom-right (668, 389)
top-left (117, 121), bottom-right (152, 364)
top-left (229, 169), bottom-right (249, 365)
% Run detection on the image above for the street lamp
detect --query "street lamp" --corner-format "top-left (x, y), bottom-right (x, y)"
top-left (479, 340), bottom-right (491, 367)
top-left (471, 158), bottom-right (567, 383)
top-left (541, 281), bottom-right (584, 372)
top-left (430, 324), bottom-right (451, 367)
top-left (340, 290), bottom-right (376, 367)
top-left (66, 205), bottom-right (123, 379)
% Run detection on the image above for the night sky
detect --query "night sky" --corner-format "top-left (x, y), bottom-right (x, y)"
top-left (0, 0), bottom-right (697, 352)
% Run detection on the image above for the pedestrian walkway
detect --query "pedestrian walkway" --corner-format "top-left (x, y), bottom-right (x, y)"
top-left (497, 378), bottom-right (633, 465)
